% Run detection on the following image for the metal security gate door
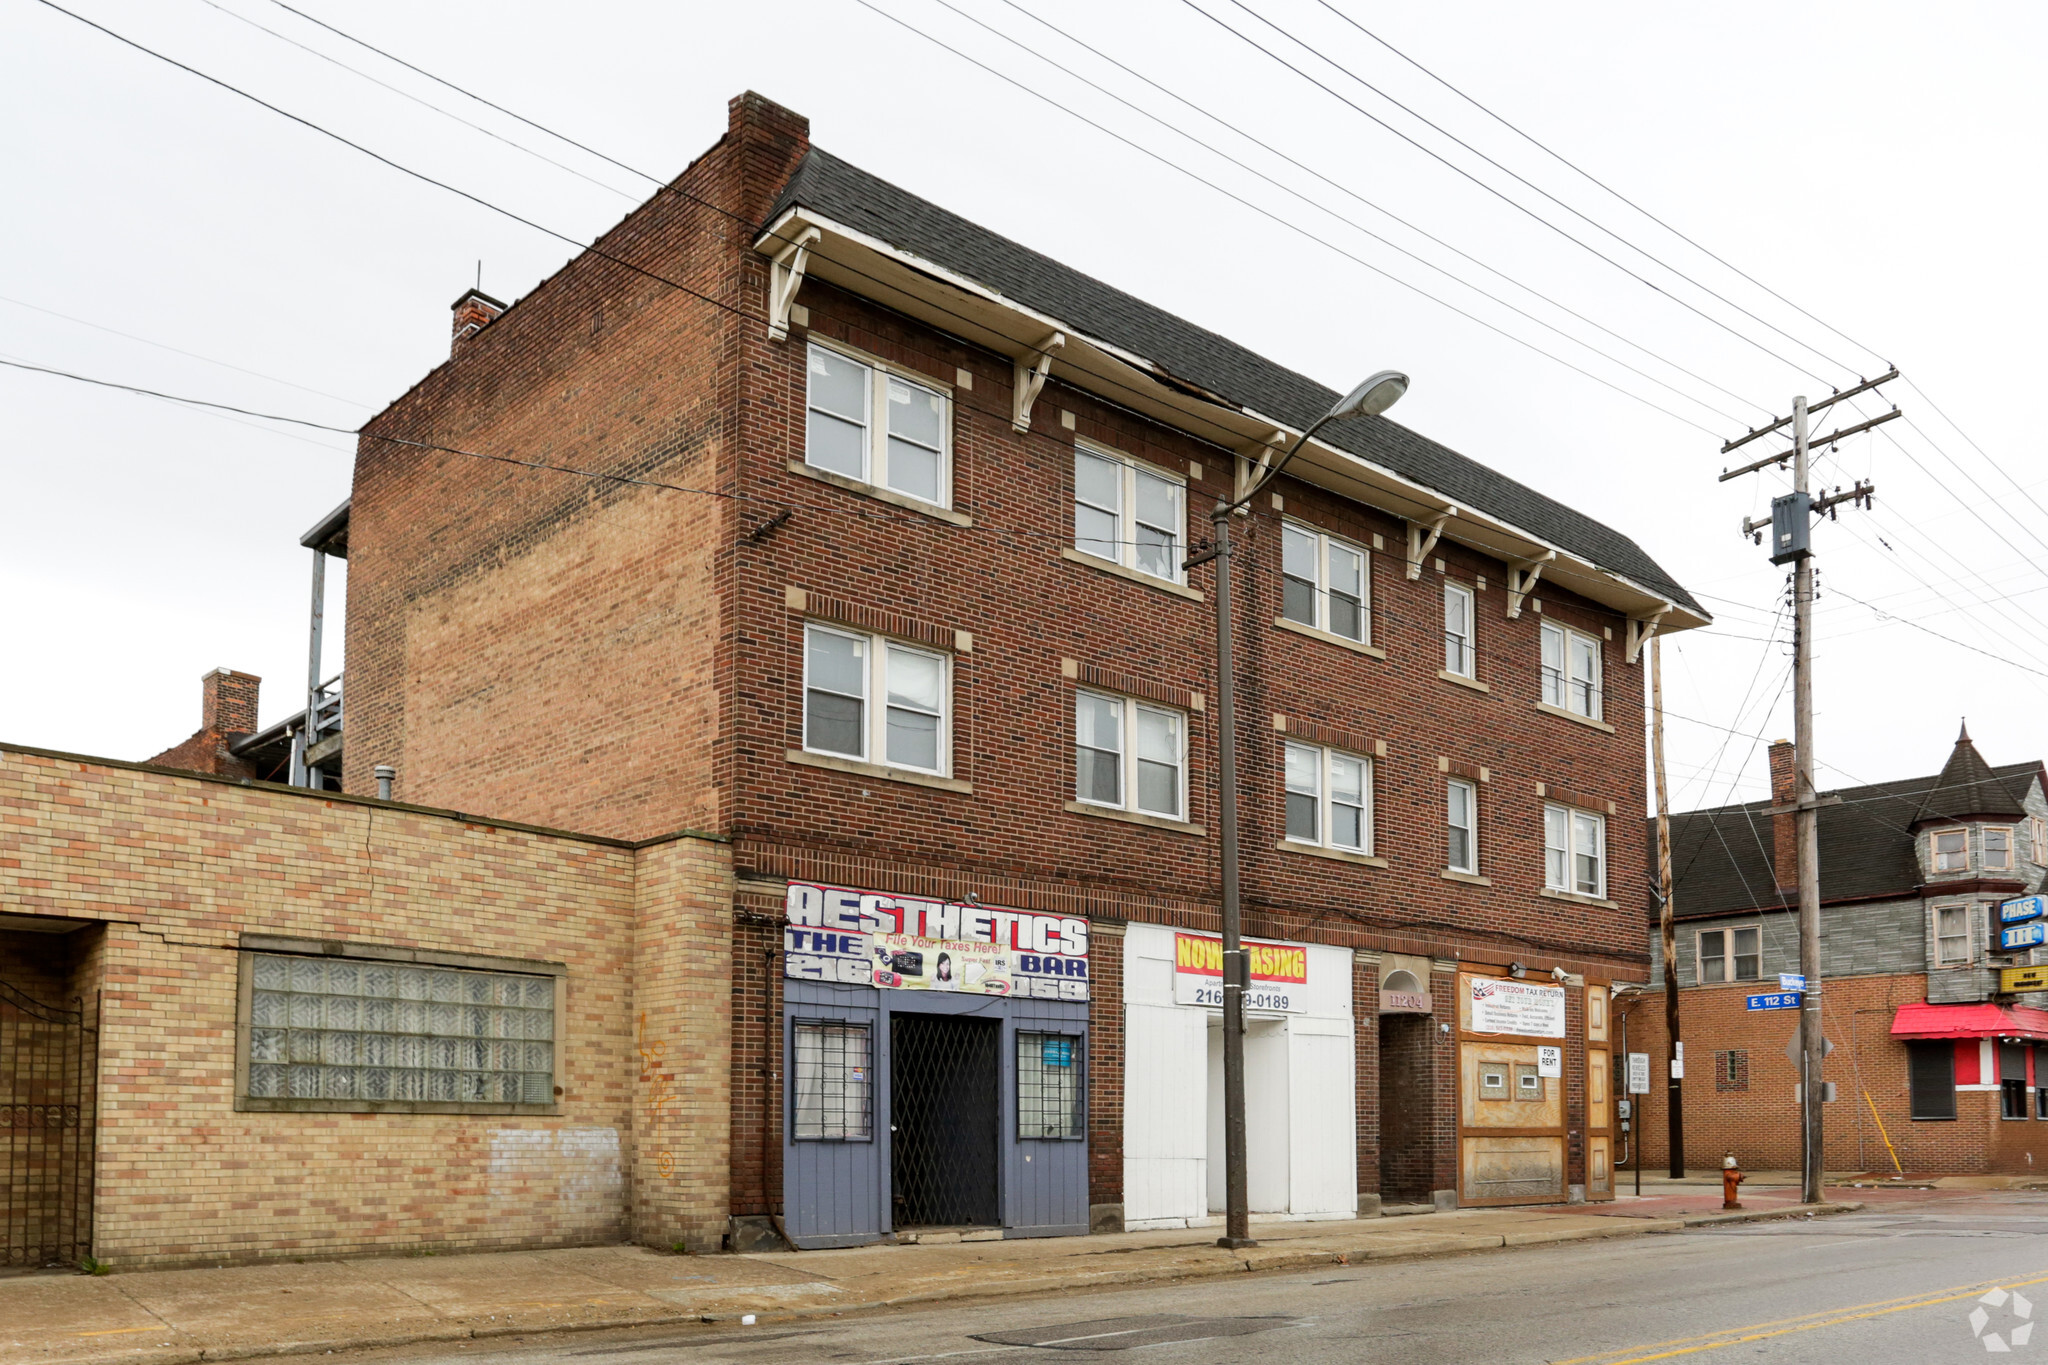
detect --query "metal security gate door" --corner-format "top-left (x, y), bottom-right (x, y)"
top-left (2, 984), bottom-right (98, 1269)
top-left (890, 1014), bottom-right (999, 1229)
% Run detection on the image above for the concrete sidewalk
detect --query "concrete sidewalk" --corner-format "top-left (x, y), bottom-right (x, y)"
top-left (2, 1200), bottom-right (1857, 1365)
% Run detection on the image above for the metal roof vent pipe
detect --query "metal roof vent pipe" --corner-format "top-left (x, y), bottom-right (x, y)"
top-left (374, 764), bottom-right (396, 802)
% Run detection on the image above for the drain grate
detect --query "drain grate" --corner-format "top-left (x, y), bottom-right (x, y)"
top-left (974, 1314), bottom-right (1298, 1350)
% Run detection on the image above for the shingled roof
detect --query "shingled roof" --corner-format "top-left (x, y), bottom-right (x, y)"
top-left (1656, 759), bottom-right (2042, 918)
top-left (769, 149), bottom-right (1702, 617)
top-left (1915, 725), bottom-right (2027, 825)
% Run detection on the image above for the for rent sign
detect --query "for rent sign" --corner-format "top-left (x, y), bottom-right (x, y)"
top-left (1173, 931), bottom-right (1310, 1013)
top-left (1465, 976), bottom-right (1568, 1038)
top-left (781, 881), bottom-right (1090, 1001)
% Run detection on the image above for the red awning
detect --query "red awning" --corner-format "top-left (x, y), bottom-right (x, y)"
top-left (1891, 1001), bottom-right (2048, 1042)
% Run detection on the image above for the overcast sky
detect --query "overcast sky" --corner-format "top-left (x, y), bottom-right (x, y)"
top-left (4, 0), bottom-right (2043, 814)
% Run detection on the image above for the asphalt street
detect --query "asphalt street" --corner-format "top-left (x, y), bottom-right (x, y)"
top-left (348, 1192), bottom-right (2048, 1365)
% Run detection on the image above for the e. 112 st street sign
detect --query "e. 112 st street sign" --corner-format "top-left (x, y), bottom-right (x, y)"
top-left (1746, 991), bottom-right (1801, 1011)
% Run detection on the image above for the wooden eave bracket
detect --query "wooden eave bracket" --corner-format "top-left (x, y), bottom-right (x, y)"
top-left (1405, 511), bottom-right (1455, 580)
top-left (1504, 552), bottom-right (1555, 619)
top-left (1233, 429), bottom-right (1291, 509)
top-left (1625, 606), bottom-right (1672, 665)
top-left (1012, 332), bottom-right (1066, 432)
top-left (767, 227), bottom-right (822, 343)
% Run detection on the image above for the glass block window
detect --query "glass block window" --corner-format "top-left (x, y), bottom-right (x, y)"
top-left (792, 1021), bottom-right (872, 1141)
top-left (1017, 1032), bottom-right (1084, 1139)
top-left (1715, 1049), bottom-right (1750, 1092)
top-left (246, 953), bottom-right (556, 1105)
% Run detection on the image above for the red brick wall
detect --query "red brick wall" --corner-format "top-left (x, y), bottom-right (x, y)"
top-left (1087, 927), bottom-right (1125, 1213)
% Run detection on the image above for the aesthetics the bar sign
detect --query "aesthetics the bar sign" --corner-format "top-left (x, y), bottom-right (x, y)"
top-left (782, 881), bottom-right (1090, 1001)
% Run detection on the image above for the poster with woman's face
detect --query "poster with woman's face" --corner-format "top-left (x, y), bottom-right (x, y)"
top-left (869, 932), bottom-right (1013, 995)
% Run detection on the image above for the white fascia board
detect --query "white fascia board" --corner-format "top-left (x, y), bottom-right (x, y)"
top-left (754, 207), bottom-right (1706, 631)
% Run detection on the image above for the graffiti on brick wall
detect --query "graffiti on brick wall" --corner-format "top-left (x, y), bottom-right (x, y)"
top-left (637, 1010), bottom-right (679, 1180)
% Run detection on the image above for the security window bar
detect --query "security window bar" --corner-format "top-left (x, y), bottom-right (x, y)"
top-left (245, 953), bottom-right (555, 1105)
top-left (1540, 622), bottom-right (1603, 719)
top-left (792, 1020), bottom-right (872, 1141)
top-left (1075, 690), bottom-right (1184, 820)
top-left (1447, 778), bottom-right (1477, 874)
top-left (1935, 904), bottom-right (1972, 966)
top-left (1280, 522), bottom-right (1369, 643)
top-left (1284, 742), bottom-right (1371, 853)
top-left (1986, 827), bottom-right (2013, 872)
top-left (805, 342), bottom-right (950, 507)
top-left (1695, 926), bottom-right (1760, 984)
top-left (803, 624), bottom-right (949, 774)
top-left (1073, 446), bottom-right (1185, 583)
top-left (1544, 803), bottom-right (1606, 898)
top-left (1017, 1032), bottom-right (1084, 1139)
top-left (1933, 828), bottom-right (1968, 873)
top-left (1444, 581), bottom-right (1475, 677)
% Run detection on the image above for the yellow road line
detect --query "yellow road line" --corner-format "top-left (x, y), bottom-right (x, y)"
top-left (1552, 1270), bottom-right (2048, 1364)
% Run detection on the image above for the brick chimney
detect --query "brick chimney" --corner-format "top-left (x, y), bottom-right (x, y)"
top-left (451, 288), bottom-right (507, 356)
top-left (148, 668), bottom-right (261, 778)
top-left (1768, 739), bottom-right (1796, 892)
top-left (725, 91), bottom-right (811, 225)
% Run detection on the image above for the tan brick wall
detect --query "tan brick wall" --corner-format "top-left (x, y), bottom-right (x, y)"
top-left (0, 746), bottom-right (731, 1267)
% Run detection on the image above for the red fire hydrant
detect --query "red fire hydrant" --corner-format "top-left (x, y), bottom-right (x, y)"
top-left (1721, 1152), bottom-right (1744, 1211)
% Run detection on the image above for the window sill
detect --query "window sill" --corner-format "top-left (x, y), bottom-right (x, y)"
top-left (1535, 701), bottom-right (1617, 734)
top-left (1275, 840), bottom-right (1388, 868)
top-left (1441, 869), bottom-right (1493, 887)
top-left (236, 1099), bottom-right (560, 1115)
top-left (787, 458), bottom-right (973, 527)
top-left (1540, 887), bottom-right (1617, 909)
top-left (1272, 616), bottom-right (1386, 659)
top-left (1058, 547), bottom-right (1203, 601)
top-left (1063, 800), bottom-right (1204, 837)
top-left (787, 748), bottom-right (973, 793)
top-left (1437, 669), bottom-right (1489, 694)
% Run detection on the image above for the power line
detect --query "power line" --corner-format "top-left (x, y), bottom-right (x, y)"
top-left (1827, 584), bottom-right (2048, 682)
top-left (0, 355), bottom-right (359, 431)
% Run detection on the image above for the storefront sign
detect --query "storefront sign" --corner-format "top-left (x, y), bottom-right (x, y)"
top-left (1465, 977), bottom-right (1567, 1037)
top-left (781, 881), bottom-right (1090, 1001)
top-left (1173, 931), bottom-right (1308, 1012)
top-left (2001, 895), bottom-right (2047, 925)
top-left (2001, 964), bottom-right (2048, 993)
top-left (1536, 1045), bottom-right (1562, 1077)
top-left (2003, 921), bottom-right (2048, 953)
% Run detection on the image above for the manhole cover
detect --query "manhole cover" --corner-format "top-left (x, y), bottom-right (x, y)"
top-left (974, 1314), bottom-right (1297, 1350)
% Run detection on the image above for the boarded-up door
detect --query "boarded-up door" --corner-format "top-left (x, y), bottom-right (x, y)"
top-left (1123, 1003), bottom-right (1206, 1223)
top-left (1456, 972), bottom-right (1567, 1206)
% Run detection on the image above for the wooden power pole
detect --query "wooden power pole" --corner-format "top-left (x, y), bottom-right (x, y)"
top-left (1652, 635), bottom-right (1684, 1176)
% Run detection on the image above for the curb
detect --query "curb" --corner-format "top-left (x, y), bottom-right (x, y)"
top-left (1678, 1200), bottom-right (1865, 1228)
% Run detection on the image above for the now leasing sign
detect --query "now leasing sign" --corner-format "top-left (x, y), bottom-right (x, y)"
top-left (1465, 977), bottom-right (1568, 1038)
top-left (1173, 931), bottom-right (1310, 1013)
top-left (781, 881), bottom-right (1090, 1001)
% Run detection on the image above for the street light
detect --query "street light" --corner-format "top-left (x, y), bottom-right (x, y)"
top-left (1194, 370), bottom-right (1408, 1250)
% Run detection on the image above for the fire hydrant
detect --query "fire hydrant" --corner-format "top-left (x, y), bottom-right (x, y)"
top-left (1721, 1152), bottom-right (1744, 1210)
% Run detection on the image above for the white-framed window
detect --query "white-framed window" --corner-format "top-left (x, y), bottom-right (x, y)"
top-left (1073, 444), bottom-right (1184, 583)
top-left (1074, 689), bottom-right (1186, 820)
top-left (803, 623), bottom-right (948, 775)
top-left (1540, 622), bottom-right (1603, 719)
top-left (1933, 827), bottom-right (1969, 874)
top-left (1447, 778), bottom-right (1478, 873)
top-left (1696, 926), bottom-right (1760, 984)
top-left (2030, 817), bottom-right (2047, 865)
top-left (1444, 581), bottom-right (1475, 677)
top-left (805, 341), bottom-right (951, 507)
top-left (1544, 803), bottom-right (1606, 898)
top-left (1936, 904), bottom-right (1974, 966)
top-left (1280, 521), bottom-right (1370, 642)
top-left (792, 1020), bottom-right (873, 1141)
top-left (1284, 741), bottom-right (1371, 853)
top-left (1986, 827), bottom-right (2013, 872)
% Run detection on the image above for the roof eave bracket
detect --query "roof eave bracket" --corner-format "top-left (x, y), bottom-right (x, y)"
top-left (1626, 605), bottom-right (1673, 665)
top-left (1012, 332), bottom-right (1066, 433)
top-left (1405, 511), bottom-right (1455, 580)
top-left (767, 227), bottom-right (822, 343)
top-left (1505, 552), bottom-right (1556, 619)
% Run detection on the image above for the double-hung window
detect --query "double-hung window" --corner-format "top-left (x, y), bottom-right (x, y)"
top-left (805, 342), bottom-right (951, 507)
top-left (803, 623), bottom-right (949, 775)
top-left (1540, 622), bottom-right (1602, 719)
top-left (1696, 926), bottom-right (1760, 983)
top-left (1544, 803), bottom-right (1606, 898)
top-left (1935, 904), bottom-right (1973, 965)
top-left (1447, 778), bottom-right (1478, 874)
top-left (1073, 445), bottom-right (1184, 583)
top-left (1280, 522), bottom-right (1369, 643)
top-left (792, 1021), bottom-right (872, 1141)
top-left (1284, 742), bottom-right (1371, 853)
top-left (1986, 827), bottom-right (2014, 872)
top-left (1444, 582), bottom-right (1476, 677)
top-left (1933, 828), bottom-right (1969, 873)
top-left (1074, 690), bottom-right (1185, 820)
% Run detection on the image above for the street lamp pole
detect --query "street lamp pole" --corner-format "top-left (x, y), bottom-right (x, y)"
top-left (1198, 371), bottom-right (1408, 1250)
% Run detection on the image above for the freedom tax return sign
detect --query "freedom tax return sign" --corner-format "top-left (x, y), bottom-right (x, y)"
top-left (1465, 976), bottom-right (1568, 1038)
top-left (782, 881), bottom-right (1090, 1001)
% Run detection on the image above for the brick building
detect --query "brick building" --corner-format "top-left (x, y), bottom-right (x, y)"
top-left (327, 90), bottom-right (1705, 1245)
top-left (1631, 728), bottom-right (2048, 1176)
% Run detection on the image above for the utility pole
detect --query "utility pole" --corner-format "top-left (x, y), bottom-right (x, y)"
top-left (1651, 635), bottom-right (1684, 1177)
top-left (1721, 371), bottom-right (1892, 1206)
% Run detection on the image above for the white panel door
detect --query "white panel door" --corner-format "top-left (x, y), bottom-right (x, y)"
top-left (1287, 1017), bottom-right (1358, 1216)
top-left (1244, 1019), bottom-right (1292, 1212)
top-left (1123, 1002), bottom-right (1208, 1222)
